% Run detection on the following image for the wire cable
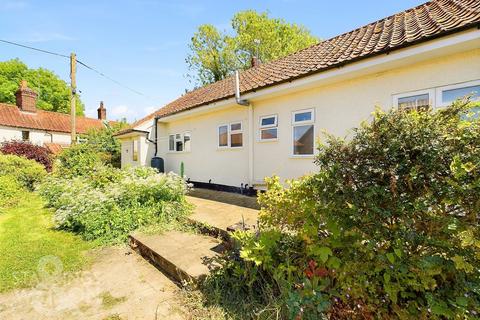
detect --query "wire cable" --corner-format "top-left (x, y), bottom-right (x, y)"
top-left (0, 39), bottom-right (153, 100)
top-left (0, 39), bottom-right (69, 58)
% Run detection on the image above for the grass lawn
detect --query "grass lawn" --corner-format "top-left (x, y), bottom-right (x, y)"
top-left (0, 192), bottom-right (93, 293)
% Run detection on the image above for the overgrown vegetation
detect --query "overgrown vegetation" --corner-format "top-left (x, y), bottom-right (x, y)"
top-left (1, 140), bottom-right (53, 171)
top-left (0, 154), bottom-right (46, 191)
top-left (39, 164), bottom-right (191, 244)
top-left (204, 100), bottom-right (480, 319)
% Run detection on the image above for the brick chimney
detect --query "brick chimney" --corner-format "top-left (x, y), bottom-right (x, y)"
top-left (15, 80), bottom-right (37, 113)
top-left (97, 101), bottom-right (106, 120)
top-left (250, 56), bottom-right (260, 68)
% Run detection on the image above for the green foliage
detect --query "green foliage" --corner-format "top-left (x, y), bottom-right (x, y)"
top-left (0, 59), bottom-right (84, 115)
top-left (80, 121), bottom-right (129, 168)
top-left (0, 176), bottom-right (22, 208)
top-left (55, 143), bottom-right (104, 177)
top-left (187, 10), bottom-right (318, 86)
top-left (38, 166), bottom-right (191, 244)
top-left (0, 154), bottom-right (46, 190)
top-left (217, 100), bottom-right (480, 319)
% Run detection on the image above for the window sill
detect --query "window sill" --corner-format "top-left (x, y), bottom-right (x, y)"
top-left (217, 146), bottom-right (244, 151)
top-left (258, 138), bottom-right (278, 143)
top-left (290, 154), bottom-right (315, 159)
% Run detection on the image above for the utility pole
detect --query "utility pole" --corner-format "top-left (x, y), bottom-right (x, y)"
top-left (70, 52), bottom-right (77, 144)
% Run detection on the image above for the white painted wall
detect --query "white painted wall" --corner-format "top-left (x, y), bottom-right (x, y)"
top-left (153, 47), bottom-right (479, 188)
top-left (119, 121), bottom-right (156, 168)
top-left (0, 125), bottom-right (71, 146)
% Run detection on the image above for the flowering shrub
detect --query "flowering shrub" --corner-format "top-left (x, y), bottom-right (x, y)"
top-left (0, 140), bottom-right (53, 171)
top-left (213, 100), bottom-right (480, 319)
top-left (55, 143), bottom-right (105, 177)
top-left (0, 154), bottom-right (46, 190)
top-left (39, 166), bottom-right (191, 243)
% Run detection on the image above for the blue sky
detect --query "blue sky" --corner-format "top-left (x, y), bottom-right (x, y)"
top-left (0, 0), bottom-right (425, 122)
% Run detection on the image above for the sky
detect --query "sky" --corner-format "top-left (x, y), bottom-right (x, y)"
top-left (0, 0), bottom-right (426, 122)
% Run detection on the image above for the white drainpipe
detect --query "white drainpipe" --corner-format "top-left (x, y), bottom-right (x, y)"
top-left (234, 70), bottom-right (254, 187)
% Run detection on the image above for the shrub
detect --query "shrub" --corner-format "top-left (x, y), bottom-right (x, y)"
top-left (55, 143), bottom-right (104, 177)
top-left (0, 154), bottom-right (46, 190)
top-left (38, 166), bottom-right (191, 243)
top-left (0, 176), bottom-right (22, 208)
top-left (0, 140), bottom-right (53, 171)
top-left (219, 101), bottom-right (480, 319)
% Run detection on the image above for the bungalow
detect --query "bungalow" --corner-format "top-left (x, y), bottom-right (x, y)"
top-left (0, 81), bottom-right (113, 154)
top-left (115, 0), bottom-right (480, 192)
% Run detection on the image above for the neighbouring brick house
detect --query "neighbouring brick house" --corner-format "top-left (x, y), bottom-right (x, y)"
top-left (0, 81), bottom-right (113, 154)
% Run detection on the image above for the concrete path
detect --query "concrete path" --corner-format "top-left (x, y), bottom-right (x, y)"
top-left (187, 195), bottom-right (259, 232)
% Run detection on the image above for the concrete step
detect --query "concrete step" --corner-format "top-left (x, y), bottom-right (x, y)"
top-left (129, 230), bottom-right (225, 284)
top-left (186, 195), bottom-right (259, 239)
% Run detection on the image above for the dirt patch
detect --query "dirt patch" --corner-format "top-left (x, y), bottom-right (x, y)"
top-left (0, 246), bottom-right (187, 319)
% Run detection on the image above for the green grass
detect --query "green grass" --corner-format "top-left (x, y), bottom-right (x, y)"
top-left (0, 193), bottom-right (93, 293)
top-left (99, 291), bottom-right (127, 308)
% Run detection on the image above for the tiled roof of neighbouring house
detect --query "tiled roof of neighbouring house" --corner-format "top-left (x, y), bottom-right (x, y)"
top-left (0, 102), bottom-right (110, 134)
top-left (126, 0), bottom-right (480, 130)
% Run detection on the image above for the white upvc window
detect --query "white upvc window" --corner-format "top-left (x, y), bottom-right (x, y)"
top-left (393, 89), bottom-right (434, 111)
top-left (168, 132), bottom-right (191, 152)
top-left (259, 115), bottom-right (278, 141)
top-left (292, 108), bottom-right (315, 156)
top-left (436, 80), bottom-right (480, 107)
top-left (218, 122), bottom-right (243, 148)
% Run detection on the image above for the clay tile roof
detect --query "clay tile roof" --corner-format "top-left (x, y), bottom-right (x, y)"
top-left (132, 0), bottom-right (480, 126)
top-left (0, 103), bottom-right (112, 134)
top-left (44, 143), bottom-right (69, 155)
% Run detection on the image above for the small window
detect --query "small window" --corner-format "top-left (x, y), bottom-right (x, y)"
top-left (230, 122), bottom-right (243, 148)
top-left (22, 131), bottom-right (29, 141)
top-left (169, 135), bottom-right (175, 151)
top-left (218, 125), bottom-right (228, 147)
top-left (260, 115), bottom-right (278, 141)
top-left (132, 140), bottom-right (138, 161)
top-left (184, 132), bottom-right (191, 152)
top-left (398, 93), bottom-right (430, 111)
top-left (441, 85), bottom-right (480, 105)
top-left (218, 122), bottom-right (243, 148)
top-left (169, 132), bottom-right (190, 152)
top-left (292, 109), bottom-right (314, 156)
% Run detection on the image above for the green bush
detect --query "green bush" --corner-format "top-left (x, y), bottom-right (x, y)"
top-left (0, 176), bottom-right (22, 208)
top-left (0, 154), bottom-right (46, 190)
top-left (216, 101), bottom-right (480, 319)
top-left (39, 166), bottom-right (191, 244)
top-left (55, 143), bottom-right (104, 177)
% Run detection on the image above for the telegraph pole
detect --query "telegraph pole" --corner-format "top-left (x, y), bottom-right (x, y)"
top-left (70, 52), bottom-right (77, 144)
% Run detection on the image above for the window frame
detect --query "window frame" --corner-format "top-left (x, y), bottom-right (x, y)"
top-left (259, 114), bottom-right (278, 142)
top-left (132, 139), bottom-right (139, 161)
top-left (291, 108), bottom-right (315, 157)
top-left (436, 80), bottom-right (480, 108)
top-left (21, 130), bottom-right (29, 141)
top-left (217, 121), bottom-right (243, 149)
top-left (168, 132), bottom-right (191, 153)
top-left (392, 89), bottom-right (435, 110)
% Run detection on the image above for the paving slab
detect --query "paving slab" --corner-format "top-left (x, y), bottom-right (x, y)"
top-left (187, 195), bottom-right (259, 234)
top-left (129, 231), bottom-right (224, 283)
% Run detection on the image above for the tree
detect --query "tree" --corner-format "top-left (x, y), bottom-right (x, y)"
top-left (186, 10), bottom-right (319, 86)
top-left (0, 59), bottom-right (85, 115)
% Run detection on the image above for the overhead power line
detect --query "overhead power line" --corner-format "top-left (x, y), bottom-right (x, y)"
top-left (0, 39), bottom-right (152, 100)
top-left (0, 39), bottom-right (69, 58)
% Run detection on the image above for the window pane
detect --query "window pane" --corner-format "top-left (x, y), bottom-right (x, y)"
top-left (442, 85), bottom-right (480, 104)
top-left (398, 94), bottom-right (429, 111)
top-left (231, 133), bottom-right (243, 147)
top-left (218, 125), bottom-right (228, 147)
top-left (294, 111), bottom-right (312, 123)
top-left (231, 123), bottom-right (242, 131)
top-left (261, 128), bottom-right (277, 140)
top-left (261, 116), bottom-right (276, 127)
top-left (293, 125), bottom-right (314, 155)
top-left (176, 140), bottom-right (183, 152)
top-left (169, 135), bottom-right (175, 151)
top-left (132, 140), bottom-right (138, 161)
top-left (22, 131), bottom-right (29, 141)
top-left (184, 133), bottom-right (191, 152)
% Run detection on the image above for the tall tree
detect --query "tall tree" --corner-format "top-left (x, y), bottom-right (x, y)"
top-left (0, 59), bottom-right (85, 115)
top-left (186, 10), bottom-right (319, 86)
